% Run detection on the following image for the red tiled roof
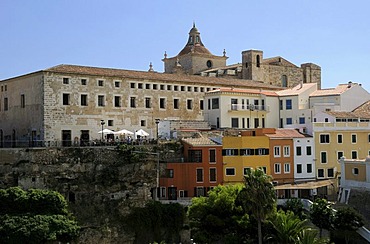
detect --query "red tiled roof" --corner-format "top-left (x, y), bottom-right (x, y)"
top-left (265, 129), bottom-right (305, 138)
top-left (209, 87), bottom-right (279, 96)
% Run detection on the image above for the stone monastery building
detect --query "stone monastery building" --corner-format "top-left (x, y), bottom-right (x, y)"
top-left (0, 24), bottom-right (321, 147)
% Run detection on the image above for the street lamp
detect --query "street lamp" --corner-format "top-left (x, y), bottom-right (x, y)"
top-left (155, 119), bottom-right (160, 143)
top-left (100, 120), bottom-right (105, 142)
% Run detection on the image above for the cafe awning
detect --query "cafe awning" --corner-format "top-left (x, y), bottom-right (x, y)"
top-left (275, 179), bottom-right (335, 190)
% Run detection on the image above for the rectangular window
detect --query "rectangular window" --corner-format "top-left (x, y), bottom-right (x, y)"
top-left (81, 79), bottom-right (87, 85)
top-left (351, 134), bottom-right (357, 143)
top-left (284, 163), bottom-right (290, 173)
top-left (222, 149), bottom-right (239, 156)
top-left (145, 97), bottom-right (151, 108)
top-left (327, 168), bottom-right (334, 178)
top-left (130, 97), bottom-right (136, 108)
top-left (196, 168), bottom-right (203, 182)
top-left (337, 134), bottom-right (343, 144)
top-left (274, 146), bottom-right (281, 157)
top-left (181, 86), bottom-right (185, 91)
top-left (351, 151), bottom-right (358, 159)
top-left (306, 146), bottom-right (312, 156)
top-left (173, 99), bottom-right (179, 109)
top-left (187, 99), bottom-right (193, 110)
top-left (318, 169), bottom-right (324, 178)
top-left (209, 149), bottom-right (216, 163)
top-left (98, 80), bottom-right (104, 86)
top-left (240, 148), bottom-right (255, 156)
top-left (145, 84), bottom-right (151, 89)
top-left (115, 81), bottom-right (120, 87)
top-left (166, 169), bottom-right (174, 178)
top-left (63, 77), bottom-right (69, 84)
top-left (286, 99), bottom-right (292, 110)
top-left (297, 164), bottom-right (302, 174)
top-left (243, 167), bottom-right (252, 175)
top-left (307, 164), bottom-right (312, 173)
top-left (320, 134), bottom-right (330, 144)
top-left (286, 118), bottom-right (292, 125)
top-left (138, 83), bottom-right (143, 89)
top-left (337, 151), bottom-right (344, 160)
top-left (274, 163), bottom-right (281, 174)
top-left (98, 95), bottom-right (105, 107)
top-left (174, 85), bottom-right (178, 91)
top-left (200, 100), bottom-right (204, 110)
top-left (63, 93), bottom-right (70, 105)
top-left (321, 151), bottom-right (327, 163)
top-left (141, 120), bottom-right (146, 126)
top-left (160, 85), bottom-right (165, 90)
top-left (231, 118), bottom-right (239, 128)
top-left (4, 97), bottom-right (8, 111)
top-left (188, 150), bottom-right (202, 162)
top-left (108, 120), bottom-right (113, 126)
top-left (210, 168), bottom-right (216, 182)
top-left (160, 98), bottom-right (166, 109)
top-left (211, 98), bottom-right (219, 109)
top-left (194, 87), bottom-right (198, 92)
top-left (21, 94), bottom-right (25, 108)
top-left (279, 100), bottom-right (283, 110)
top-left (153, 84), bottom-right (157, 90)
top-left (114, 96), bottom-right (121, 107)
top-left (299, 117), bottom-right (305, 124)
top-left (353, 168), bottom-right (359, 175)
top-left (296, 146), bottom-right (302, 156)
top-left (283, 146), bottom-right (290, 157)
top-left (259, 166), bottom-right (267, 174)
top-left (225, 168), bottom-right (235, 176)
top-left (130, 83), bottom-right (135, 88)
top-left (187, 86), bottom-right (192, 92)
top-left (81, 94), bottom-right (88, 106)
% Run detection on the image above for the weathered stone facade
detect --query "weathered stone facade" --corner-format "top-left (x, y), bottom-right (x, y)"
top-left (0, 147), bottom-right (160, 243)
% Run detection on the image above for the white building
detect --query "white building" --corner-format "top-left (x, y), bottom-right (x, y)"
top-left (293, 137), bottom-right (316, 182)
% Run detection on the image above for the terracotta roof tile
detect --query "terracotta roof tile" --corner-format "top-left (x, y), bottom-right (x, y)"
top-left (276, 83), bottom-right (317, 96)
top-left (310, 83), bottom-right (356, 97)
top-left (325, 100), bottom-right (370, 119)
top-left (181, 137), bottom-right (220, 146)
top-left (265, 129), bottom-right (305, 138)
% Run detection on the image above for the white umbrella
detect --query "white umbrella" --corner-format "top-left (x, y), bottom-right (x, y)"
top-left (113, 129), bottom-right (134, 135)
top-left (135, 129), bottom-right (149, 137)
top-left (98, 128), bottom-right (114, 134)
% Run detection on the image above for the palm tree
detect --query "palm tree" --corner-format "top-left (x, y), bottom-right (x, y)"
top-left (297, 228), bottom-right (329, 244)
top-left (236, 168), bottom-right (276, 244)
top-left (269, 210), bottom-right (308, 243)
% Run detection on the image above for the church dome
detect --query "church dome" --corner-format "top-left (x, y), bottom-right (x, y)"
top-left (178, 23), bottom-right (212, 56)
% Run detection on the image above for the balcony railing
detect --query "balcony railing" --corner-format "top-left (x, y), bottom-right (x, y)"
top-left (229, 104), bottom-right (269, 112)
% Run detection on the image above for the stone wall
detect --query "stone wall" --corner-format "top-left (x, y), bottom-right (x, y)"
top-left (0, 147), bottom-right (158, 243)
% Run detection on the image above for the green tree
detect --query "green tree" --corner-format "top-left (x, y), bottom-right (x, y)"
top-left (283, 198), bottom-right (306, 220)
top-left (332, 206), bottom-right (364, 244)
top-left (269, 210), bottom-right (309, 243)
top-left (124, 201), bottom-right (185, 244)
top-left (309, 198), bottom-right (334, 238)
top-left (188, 184), bottom-right (251, 243)
top-left (236, 168), bottom-right (276, 244)
top-left (0, 187), bottom-right (80, 244)
top-left (297, 228), bottom-right (329, 244)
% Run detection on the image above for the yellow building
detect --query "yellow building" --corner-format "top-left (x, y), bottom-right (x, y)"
top-left (222, 129), bottom-right (271, 184)
top-left (313, 102), bottom-right (370, 182)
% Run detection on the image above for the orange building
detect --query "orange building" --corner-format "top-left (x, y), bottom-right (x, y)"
top-left (159, 137), bottom-right (223, 200)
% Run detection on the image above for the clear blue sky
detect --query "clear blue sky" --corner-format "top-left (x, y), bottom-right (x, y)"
top-left (1, 1), bottom-right (369, 91)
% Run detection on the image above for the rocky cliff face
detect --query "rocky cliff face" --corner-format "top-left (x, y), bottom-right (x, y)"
top-left (0, 146), bottom-right (158, 243)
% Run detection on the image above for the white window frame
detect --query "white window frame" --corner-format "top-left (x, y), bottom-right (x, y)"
top-left (274, 146), bottom-right (281, 157)
top-left (209, 168), bottom-right (217, 183)
top-left (284, 163), bottom-right (290, 173)
top-left (351, 133), bottom-right (357, 144)
top-left (317, 169), bottom-right (325, 178)
top-left (320, 151), bottom-right (328, 164)
top-left (283, 146), bottom-right (290, 157)
top-left (243, 167), bottom-right (252, 175)
top-left (225, 167), bottom-right (236, 176)
top-left (274, 163), bottom-right (281, 174)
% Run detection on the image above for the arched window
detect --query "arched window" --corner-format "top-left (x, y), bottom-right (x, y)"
top-left (196, 36), bottom-right (200, 43)
top-left (256, 55), bottom-right (260, 67)
top-left (282, 75), bottom-right (288, 87)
